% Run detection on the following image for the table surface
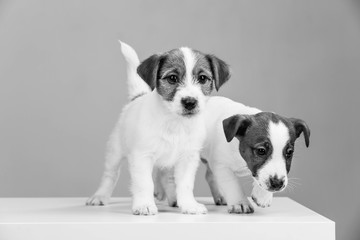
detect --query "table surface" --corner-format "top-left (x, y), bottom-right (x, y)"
top-left (0, 197), bottom-right (333, 224)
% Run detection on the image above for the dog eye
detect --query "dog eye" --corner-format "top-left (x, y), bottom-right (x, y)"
top-left (285, 148), bottom-right (294, 158)
top-left (198, 75), bottom-right (209, 84)
top-left (256, 147), bottom-right (267, 156)
top-left (166, 75), bottom-right (178, 84)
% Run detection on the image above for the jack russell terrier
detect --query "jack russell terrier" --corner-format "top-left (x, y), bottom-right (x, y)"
top-left (86, 41), bottom-right (230, 215)
top-left (201, 98), bottom-right (310, 213)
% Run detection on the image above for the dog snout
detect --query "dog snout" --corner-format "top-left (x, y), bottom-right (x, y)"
top-left (181, 97), bottom-right (198, 111)
top-left (268, 175), bottom-right (285, 191)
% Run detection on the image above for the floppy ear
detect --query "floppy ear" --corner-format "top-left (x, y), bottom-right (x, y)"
top-left (290, 118), bottom-right (311, 147)
top-left (206, 55), bottom-right (231, 91)
top-left (222, 114), bottom-right (252, 142)
top-left (137, 54), bottom-right (161, 90)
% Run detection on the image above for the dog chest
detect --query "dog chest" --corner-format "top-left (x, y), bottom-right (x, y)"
top-left (154, 118), bottom-right (206, 168)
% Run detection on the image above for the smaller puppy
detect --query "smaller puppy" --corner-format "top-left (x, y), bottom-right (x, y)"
top-left (200, 97), bottom-right (310, 213)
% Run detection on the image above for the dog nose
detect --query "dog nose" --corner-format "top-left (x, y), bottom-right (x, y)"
top-left (268, 175), bottom-right (285, 191)
top-left (181, 97), bottom-right (197, 111)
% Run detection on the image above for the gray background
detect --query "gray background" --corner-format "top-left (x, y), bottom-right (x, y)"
top-left (0, 0), bottom-right (359, 239)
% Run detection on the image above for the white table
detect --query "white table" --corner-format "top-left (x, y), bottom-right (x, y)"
top-left (0, 197), bottom-right (335, 240)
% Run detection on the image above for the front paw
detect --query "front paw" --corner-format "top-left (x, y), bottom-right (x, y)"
top-left (86, 194), bottom-right (110, 206)
top-left (251, 186), bottom-right (273, 208)
top-left (132, 203), bottom-right (158, 215)
top-left (227, 199), bottom-right (254, 214)
top-left (180, 202), bottom-right (208, 214)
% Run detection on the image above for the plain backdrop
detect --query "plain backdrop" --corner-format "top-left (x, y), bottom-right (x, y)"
top-left (0, 0), bottom-right (359, 239)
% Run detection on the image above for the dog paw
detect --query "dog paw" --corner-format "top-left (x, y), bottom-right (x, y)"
top-left (180, 202), bottom-right (208, 214)
top-left (251, 186), bottom-right (273, 208)
top-left (227, 199), bottom-right (254, 214)
top-left (86, 194), bottom-right (109, 206)
top-left (132, 204), bottom-right (158, 215)
top-left (251, 194), bottom-right (272, 208)
top-left (213, 195), bottom-right (227, 206)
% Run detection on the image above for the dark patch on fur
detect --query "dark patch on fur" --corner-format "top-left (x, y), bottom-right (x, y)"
top-left (278, 116), bottom-right (310, 173)
top-left (206, 54), bottom-right (231, 91)
top-left (289, 118), bottom-right (310, 147)
top-left (156, 49), bottom-right (185, 101)
top-left (192, 50), bottom-right (215, 95)
top-left (137, 54), bottom-right (162, 90)
top-left (223, 115), bottom-right (252, 142)
top-left (223, 113), bottom-right (272, 177)
top-left (238, 114), bottom-right (272, 177)
top-left (223, 112), bottom-right (311, 177)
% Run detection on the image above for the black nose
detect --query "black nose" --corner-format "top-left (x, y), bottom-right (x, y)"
top-left (268, 175), bottom-right (285, 191)
top-left (181, 97), bottom-right (197, 111)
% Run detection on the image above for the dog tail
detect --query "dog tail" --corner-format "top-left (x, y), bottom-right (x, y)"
top-left (119, 40), bottom-right (152, 100)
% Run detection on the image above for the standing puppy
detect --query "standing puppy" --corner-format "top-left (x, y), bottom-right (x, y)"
top-left (201, 97), bottom-right (310, 213)
top-left (86, 42), bottom-right (230, 215)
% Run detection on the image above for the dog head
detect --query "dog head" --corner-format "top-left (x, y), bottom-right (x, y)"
top-left (223, 112), bottom-right (310, 193)
top-left (137, 47), bottom-right (230, 117)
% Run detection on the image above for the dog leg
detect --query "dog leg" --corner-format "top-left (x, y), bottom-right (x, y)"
top-left (153, 168), bottom-right (177, 207)
top-left (251, 181), bottom-right (273, 207)
top-left (213, 166), bottom-right (254, 214)
top-left (153, 167), bottom-right (166, 201)
top-left (130, 155), bottom-right (158, 215)
top-left (86, 131), bottom-right (123, 206)
top-left (159, 168), bottom-right (178, 207)
top-left (175, 153), bottom-right (207, 214)
top-left (204, 161), bottom-right (227, 206)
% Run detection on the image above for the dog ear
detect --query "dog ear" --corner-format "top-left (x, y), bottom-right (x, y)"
top-left (206, 55), bottom-right (231, 91)
top-left (137, 54), bottom-right (161, 90)
top-left (223, 114), bottom-right (252, 142)
top-left (290, 118), bottom-right (311, 147)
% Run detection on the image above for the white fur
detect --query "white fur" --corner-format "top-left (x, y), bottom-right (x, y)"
top-left (181, 47), bottom-right (196, 83)
top-left (251, 181), bottom-right (273, 207)
top-left (256, 121), bottom-right (289, 189)
top-left (119, 41), bottom-right (151, 100)
top-left (87, 42), bottom-right (207, 215)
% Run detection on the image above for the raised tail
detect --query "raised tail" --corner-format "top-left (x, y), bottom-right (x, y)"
top-left (119, 41), bottom-right (152, 100)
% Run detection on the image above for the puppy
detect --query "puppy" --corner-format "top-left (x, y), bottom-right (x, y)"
top-left (156, 97), bottom-right (310, 214)
top-left (86, 41), bottom-right (230, 215)
top-left (201, 97), bottom-right (310, 213)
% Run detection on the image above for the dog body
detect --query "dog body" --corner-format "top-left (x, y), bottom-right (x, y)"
top-left (86, 42), bottom-right (230, 215)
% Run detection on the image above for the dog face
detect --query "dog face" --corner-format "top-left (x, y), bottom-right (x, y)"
top-left (137, 47), bottom-right (230, 117)
top-left (223, 112), bottom-right (310, 192)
